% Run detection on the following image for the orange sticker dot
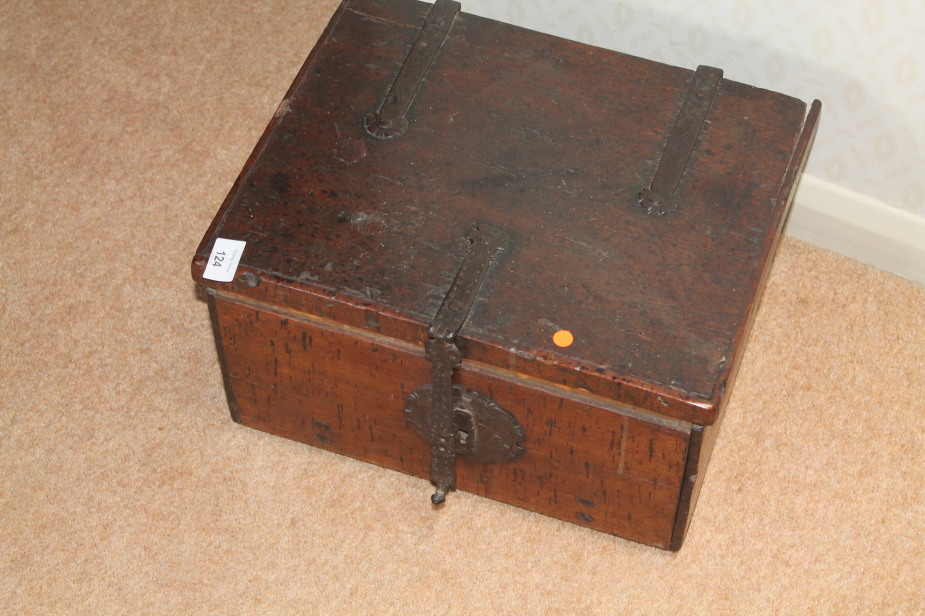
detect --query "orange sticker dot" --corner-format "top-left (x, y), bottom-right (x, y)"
top-left (552, 329), bottom-right (574, 348)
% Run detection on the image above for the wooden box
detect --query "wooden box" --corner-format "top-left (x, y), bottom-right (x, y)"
top-left (191, 0), bottom-right (819, 550)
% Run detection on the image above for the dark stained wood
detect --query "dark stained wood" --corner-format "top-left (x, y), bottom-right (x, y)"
top-left (192, 0), bottom-right (820, 549)
top-left (211, 291), bottom-right (690, 548)
top-left (193, 0), bottom-right (818, 426)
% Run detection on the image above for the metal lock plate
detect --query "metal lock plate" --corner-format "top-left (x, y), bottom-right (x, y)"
top-left (404, 384), bottom-right (525, 465)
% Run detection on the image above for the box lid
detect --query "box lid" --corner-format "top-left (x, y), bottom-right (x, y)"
top-left (193, 0), bottom-right (819, 425)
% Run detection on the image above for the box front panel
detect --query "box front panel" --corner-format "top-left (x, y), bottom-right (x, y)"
top-left (210, 292), bottom-right (691, 548)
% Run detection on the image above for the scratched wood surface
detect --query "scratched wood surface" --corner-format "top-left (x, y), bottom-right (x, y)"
top-left (192, 0), bottom-right (817, 426)
top-left (211, 292), bottom-right (691, 548)
top-left (192, 0), bottom-right (819, 549)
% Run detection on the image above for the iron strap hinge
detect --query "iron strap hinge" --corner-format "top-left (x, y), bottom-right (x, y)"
top-left (364, 0), bottom-right (460, 140)
top-left (639, 65), bottom-right (723, 215)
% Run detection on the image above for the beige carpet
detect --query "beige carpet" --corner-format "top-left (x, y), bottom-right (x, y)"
top-left (2, 1), bottom-right (923, 614)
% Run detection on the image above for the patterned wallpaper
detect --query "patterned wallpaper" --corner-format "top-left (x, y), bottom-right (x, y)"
top-left (462, 0), bottom-right (925, 218)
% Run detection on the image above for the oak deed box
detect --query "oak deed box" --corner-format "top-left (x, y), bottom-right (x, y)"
top-left (192, 0), bottom-right (819, 549)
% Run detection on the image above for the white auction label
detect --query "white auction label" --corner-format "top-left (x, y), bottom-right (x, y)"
top-left (203, 238), bottom-right (246, 282)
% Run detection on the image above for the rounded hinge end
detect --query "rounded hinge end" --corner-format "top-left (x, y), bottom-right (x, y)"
top-left (364, 112), bottom-right (408, 140)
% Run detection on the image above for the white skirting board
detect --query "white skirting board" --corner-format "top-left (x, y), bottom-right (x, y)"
top-left (783, 175), bottom-right (925, 286)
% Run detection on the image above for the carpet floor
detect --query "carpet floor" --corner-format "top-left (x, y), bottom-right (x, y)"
top-left (2, 1), bottom-right (923, 614)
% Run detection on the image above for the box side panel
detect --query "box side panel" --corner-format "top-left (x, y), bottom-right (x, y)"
top-left (668, 102), bottom-right (822, 550)
top-left (210, 292), bottom-right (691, 548)
top-left (669, 422), bottom-right (722, 550)
top-left (206, 289), bottom-right (243, 423)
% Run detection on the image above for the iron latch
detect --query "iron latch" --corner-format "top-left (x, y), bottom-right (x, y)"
top-left (404, 223), bottom-right (525, 505)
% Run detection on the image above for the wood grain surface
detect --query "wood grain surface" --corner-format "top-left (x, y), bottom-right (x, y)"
top-left (211, 291), bottom-right (691, 548)
top-left (192, 0), bottom-right (819, 550)
top-left (192, 0), bottom-right (818, 426)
